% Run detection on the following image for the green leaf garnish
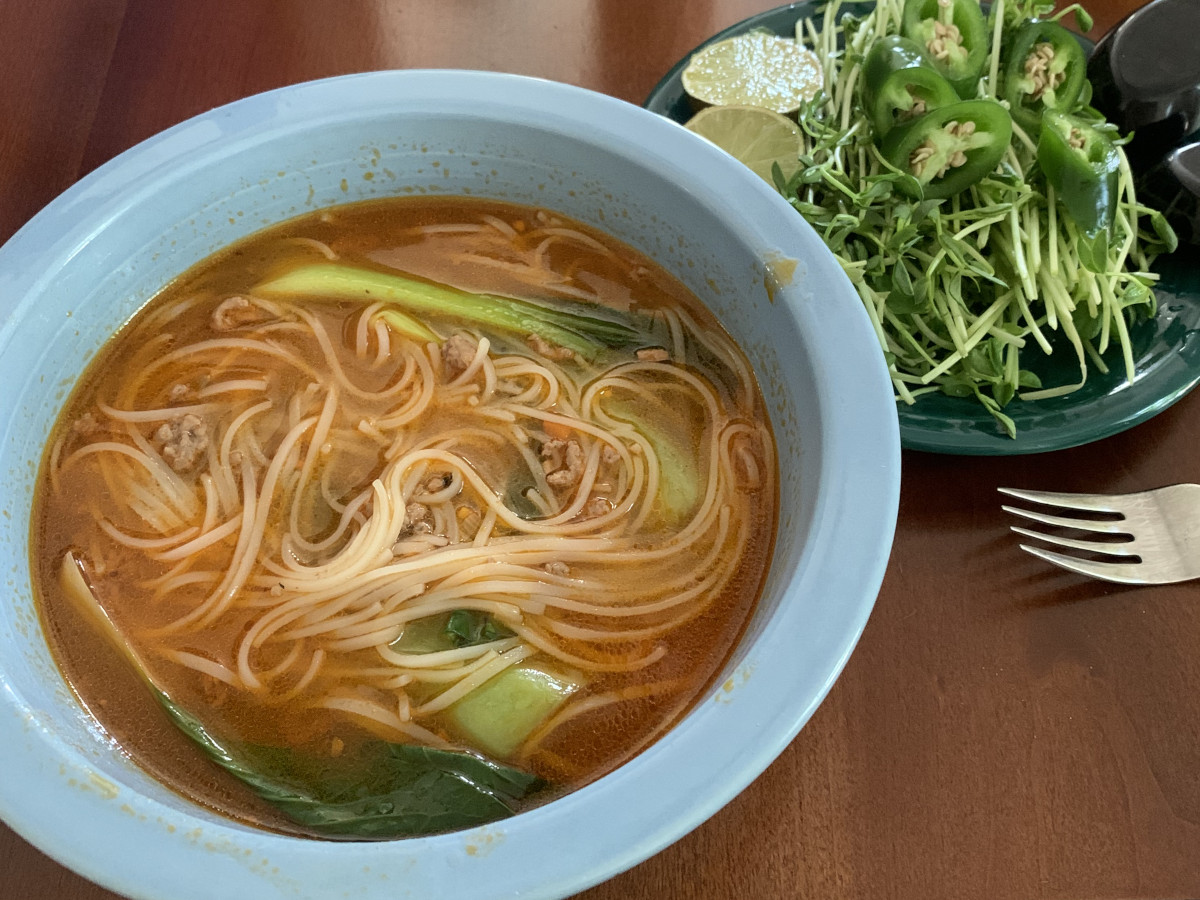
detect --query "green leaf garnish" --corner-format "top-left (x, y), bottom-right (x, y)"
top-left (161, 697), bottom-right (543, 838)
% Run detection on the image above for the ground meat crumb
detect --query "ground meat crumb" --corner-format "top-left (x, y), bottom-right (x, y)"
top-left (601, 444), bottom-right (620, 465)
top-left (73, 412), bottom-right (100, 436)
top-left (403, 502), bottom-right (433, 535)
top-left (541, 438), bottom-right (584, 488)
top-left (198, 674), bottom-right (229, 709)
top-left (578, 497), bottom-right (611, 520)
top-left (527, 333), bottom-right (576, 361)
top-left (443, 333), bottom-right (478, 379)
top-left (168, 383), bottom-right (193, 402)
top-left (211, 295), bottom-right (273, 332)
top-left (154, 413), bottom-right (209, 472)
top-left (543, 561), bottom-right (570, 577)
top-left (636, 347), bottom-right (670, 362)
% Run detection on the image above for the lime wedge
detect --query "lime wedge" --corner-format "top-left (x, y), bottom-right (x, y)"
top-left (685, 105), bottom-right (803, 185)
top-left (681, 32), bottom-right (823, 115)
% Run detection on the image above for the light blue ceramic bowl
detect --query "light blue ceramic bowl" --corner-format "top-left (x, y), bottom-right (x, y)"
top-left (0, 70), bottom-right (899, 899)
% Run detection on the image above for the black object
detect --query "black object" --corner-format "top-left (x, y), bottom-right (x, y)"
top-left (1087, 0), bottom-right (1200, 243)
top-left (1168, 141), bottom-right (1200, 197)
top-left (1163, 140), bottom-right (1200, 243)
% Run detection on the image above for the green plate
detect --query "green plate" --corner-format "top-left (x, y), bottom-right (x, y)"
top-left (645, 1), bottom-right (1200, 455)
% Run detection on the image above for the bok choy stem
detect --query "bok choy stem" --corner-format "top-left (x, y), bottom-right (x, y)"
top-left (256, 263), bottom-right (640, 358)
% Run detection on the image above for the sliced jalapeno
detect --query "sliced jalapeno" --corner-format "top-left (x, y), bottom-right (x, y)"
top-left (862, 35), bottom-right (961, 137)
top-left (882, 99), bottom-right (1013, 199)
top-left (1037, 110), bottom-right (1120, 237)
top-left (901, 0), bottom-right (988, 97)
top-left (1003, 21), bottom-right (1087, 133)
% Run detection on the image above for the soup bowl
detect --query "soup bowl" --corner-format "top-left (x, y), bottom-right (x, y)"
top-left (0, 70), bottom-right (899, 899)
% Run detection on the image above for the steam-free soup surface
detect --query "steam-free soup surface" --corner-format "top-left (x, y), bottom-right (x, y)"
top-left (32, 197), bottom-right (778, 838)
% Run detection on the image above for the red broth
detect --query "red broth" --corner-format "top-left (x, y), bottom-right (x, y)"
top-left (31, 198), bottom-right (778, 838)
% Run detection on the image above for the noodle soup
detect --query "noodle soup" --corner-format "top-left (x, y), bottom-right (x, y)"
top-left (31, 197), bottom-right (777, 839)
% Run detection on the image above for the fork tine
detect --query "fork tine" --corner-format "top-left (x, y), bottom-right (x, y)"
top-left (1000, 504), bottom-right (1130, 535)
top-left (1009, 525), bottom-right (1136, 555)
top-left (1017, 544), bottom-right (1153, 584)
top-left (997, 487), bottom-right (1126, 515)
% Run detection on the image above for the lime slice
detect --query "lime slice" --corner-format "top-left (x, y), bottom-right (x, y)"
top-left (681, 32), bottom-right (823, 115)
top-left (685, 105), bottom-right (803, 185)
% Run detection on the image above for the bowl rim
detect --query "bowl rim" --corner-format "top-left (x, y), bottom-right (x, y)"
top-left (0, 68), bottom-right (900, 900)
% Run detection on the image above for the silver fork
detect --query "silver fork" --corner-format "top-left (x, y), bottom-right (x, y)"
top-left (998, 485), bottom-right (1200, 584)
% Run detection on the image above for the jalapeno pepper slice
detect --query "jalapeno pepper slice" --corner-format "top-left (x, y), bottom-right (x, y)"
top-left (1036, 110), bottom-right (1120, 236)
top-left (862, 35), bottom-right (962, 137)
top-left (901, 0), bottom-right (988, 97)
top-left (882, 99), bottom-right (1013, 199)
top-left (1003, 21), bottom-right (1087, 133)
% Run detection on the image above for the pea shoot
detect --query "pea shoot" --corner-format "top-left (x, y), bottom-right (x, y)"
top-left (780, 0), bottom-right (1177, 437)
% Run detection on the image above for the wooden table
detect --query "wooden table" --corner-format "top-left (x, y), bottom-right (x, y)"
top-left (3, 1), bottom-right (1198, 898)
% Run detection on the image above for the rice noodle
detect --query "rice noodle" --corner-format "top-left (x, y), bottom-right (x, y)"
top-left (197, 379), bottom-right (269, 397)
top-left (165, 649), bottom-right (240, 686)
top-left (98, 401), bottom-right (216, 423)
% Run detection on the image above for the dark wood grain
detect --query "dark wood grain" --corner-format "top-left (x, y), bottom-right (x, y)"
top-left (5, 1), bottom-right (1198, 899)
top-left (0, 0), bottom-right (126, 245)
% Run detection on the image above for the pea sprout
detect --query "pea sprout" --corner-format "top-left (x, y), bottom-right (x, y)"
top-left (777, 0), bottom-right (1177, 437)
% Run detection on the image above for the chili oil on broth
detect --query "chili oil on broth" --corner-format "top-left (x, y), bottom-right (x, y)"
top-left (30, 197), bottom-right (779, 838)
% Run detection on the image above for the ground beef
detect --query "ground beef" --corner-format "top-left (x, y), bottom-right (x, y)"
top-left (636, 347), bottom-right (670, 362)
top-left (443, 333), bottom-right (478, 379)
top-left (211, 295), bottom-right (273, 332)
top-left (541, 438), bottom-right (584, 489)
top-left (72, 412), bottom-right (100, 436)
top-left (527, 333), bottom-right (576, 361)
top-left (577, 497), bottom-right (611, 520)
top-left (401, 502), bottom-right (433, 536)
top-left (155, 414), bottom-right (209, 472)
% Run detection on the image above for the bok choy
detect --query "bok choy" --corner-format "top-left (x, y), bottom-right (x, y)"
top-left (255, 263), bottom-right (641, 358)
top-left (59, 551), bottom-right (545, 838)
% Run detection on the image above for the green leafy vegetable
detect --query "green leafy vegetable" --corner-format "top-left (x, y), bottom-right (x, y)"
top-left (161, 699), bottom-right (543, 838)
top-left (604, 400), bottom-right (703, 524)
top-left (60, 550), bottom-right (544, 839)
top-left (779, 0), bottom-right (1176, 435)
top-left (446, 609), bottom-right (514, 647)
top-left (393, 611), bottom-right (516, 654)
top-left (255, 262), bottom-right (640, 358)
top-left (445, 663), bottom-right (582, 760)
top-left (504, 477), bottom-right (545, 520)
top-left (375, 307), bottom-right (439, 343)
